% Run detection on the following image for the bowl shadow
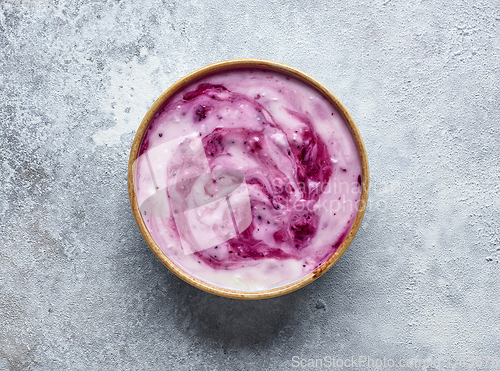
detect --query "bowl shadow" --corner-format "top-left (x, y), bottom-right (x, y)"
top-left (163, 273), bottom-right (303, 350)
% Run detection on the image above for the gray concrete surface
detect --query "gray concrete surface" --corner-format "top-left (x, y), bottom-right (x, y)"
top-left (1, 0), bottom-right (500, 370)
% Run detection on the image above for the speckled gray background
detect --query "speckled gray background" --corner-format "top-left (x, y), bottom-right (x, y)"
top-left (1, 0), bottom-right (499, 370)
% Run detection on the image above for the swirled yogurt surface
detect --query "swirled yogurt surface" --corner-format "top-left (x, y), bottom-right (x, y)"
top-left (134, 68), bottom-right (362, 291)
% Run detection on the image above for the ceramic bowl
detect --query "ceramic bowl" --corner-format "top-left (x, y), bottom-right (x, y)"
top-left (128, 59), bottom-right (369, 299)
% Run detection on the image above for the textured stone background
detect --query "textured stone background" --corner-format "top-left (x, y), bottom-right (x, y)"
top-left (1, 0), bottom-right (499, 370)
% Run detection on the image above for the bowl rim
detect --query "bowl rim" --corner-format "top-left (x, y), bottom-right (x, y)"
top-left (128, 58), bottom-right (369, 299)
